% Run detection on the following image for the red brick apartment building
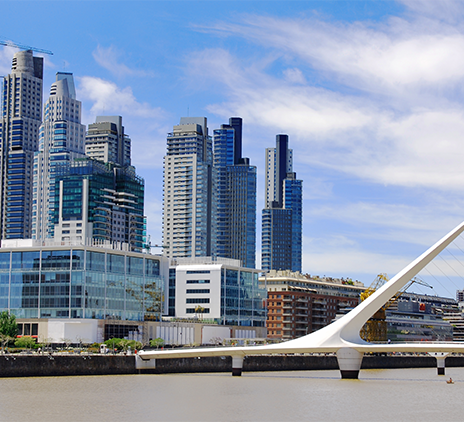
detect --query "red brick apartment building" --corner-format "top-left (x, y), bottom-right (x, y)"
top-left (259, 270), bottom-right (365, 340)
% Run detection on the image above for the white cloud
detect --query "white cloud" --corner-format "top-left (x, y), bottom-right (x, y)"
top-left (303, 247), bottom-right (409, 280)
top-left (399, 0), bottom-right (464, 24)
top-left (283, 68), bottom-right (306, 84)
top-left (0, 45), bottom-right (16, 75)
top-left (93, 45), bottom-right (153, 78)
top-left (77, 76), bottom-right (164, 121)
top-left (77, 76), bottom-right (169, 171)
top-left (206, 12), bottom-right (464, 97)
top-left (185, 7), bottom-right (464, 193)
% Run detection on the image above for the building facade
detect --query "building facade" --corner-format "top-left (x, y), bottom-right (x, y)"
top-left (213, 117), bottom-right (256, 268)
top-left (172, 257), bottom-right (266, 327)
top-left (260, 270), bottom-right (363, 340)
top-left (53, 158), bottom-right (146, 252)
top-left (262, 135), bottom-right (302, 272)
top-left (163, 117), bottom-right (215, 259)
top-left (0, 50), bottom-right (43, 240)
top-left (0, 239), bottom-right (168, 321)
top-left (32, 72), bottom-right (86, 240)
top-left (387, 293), bottom-right (456, 342)
top-left (85, 115), bottom-right (131, 167)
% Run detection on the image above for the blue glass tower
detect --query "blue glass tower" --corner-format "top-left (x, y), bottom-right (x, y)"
top-left (262, 135), bottom-right (302, 272)
top-left (0, 50), bottom-right (43, 240)
top-left (213, 118), bottom-right (256, 268)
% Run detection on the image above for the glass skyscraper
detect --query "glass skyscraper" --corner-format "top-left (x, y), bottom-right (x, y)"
top-left (213, 118), bottom-right (256, 268)
top-left (262, 135), bottom-right (302, 272)
top-left (0, 50), bottom-right (43, 240)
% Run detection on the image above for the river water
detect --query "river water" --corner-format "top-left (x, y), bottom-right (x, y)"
top-left (0, 367), bottom-right (462, 422)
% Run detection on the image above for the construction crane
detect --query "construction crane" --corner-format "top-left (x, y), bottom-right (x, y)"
top-left (359, 274), bottom-right (433, 342)
top-left (0, 39), bottom-right (53, 55)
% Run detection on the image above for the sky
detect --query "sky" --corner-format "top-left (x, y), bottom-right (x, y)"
top-left (2, 0), bottom-right (464, 298)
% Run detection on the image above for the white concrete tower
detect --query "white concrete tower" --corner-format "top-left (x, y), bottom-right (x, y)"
top-left (163, 117), bottom-right (214, 259)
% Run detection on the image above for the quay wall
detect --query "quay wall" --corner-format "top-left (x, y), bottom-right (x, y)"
top-left (1, 354), bottom-right (464, 377)
top-left (0, 355), bottom-right (134, 377)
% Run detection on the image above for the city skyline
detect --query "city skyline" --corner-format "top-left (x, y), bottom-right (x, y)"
top-left (2, 1), bottom-right (464, 298)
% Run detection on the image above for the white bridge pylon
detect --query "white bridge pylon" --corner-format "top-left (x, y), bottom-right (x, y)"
top-left (138, 221), bottom-right (464, 378)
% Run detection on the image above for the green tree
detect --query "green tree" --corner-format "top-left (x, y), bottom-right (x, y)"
top-left (0, 334), bottom-right (14, 354)
top-left (104, 337), bottom-right (123, 352)
top-left (149, 337), bottom-right (165, 349)
top-left (15, 336), bottom-right (37, 350)
top-left (0, 311), bottom-right (18, 338)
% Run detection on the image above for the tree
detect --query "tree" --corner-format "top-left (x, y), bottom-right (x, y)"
top-left (0, 334), bottom-right (14, 354)
top-left (149, 338), bottom-right (165, 349)
top-left (15, 336), bottom-right (37, 350)
top-left (0, 311), bottom-right (18, 338)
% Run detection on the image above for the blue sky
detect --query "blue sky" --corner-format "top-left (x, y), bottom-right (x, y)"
top-left (2, 0), bottom-right (464, 298)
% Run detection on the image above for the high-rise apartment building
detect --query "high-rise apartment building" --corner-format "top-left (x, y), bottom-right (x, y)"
top-left (262, 135), bottom-right (302, 272)
top-left (213, 117), bottom-right (256, 268)
top-left (163, 117), bottom-right (214, 259)
top-left (0, 50), bottom-right (43, 240)
top-left (32, 72), bottom-right (86, 240)
top-left (85, 116), bottom-right (131, 167)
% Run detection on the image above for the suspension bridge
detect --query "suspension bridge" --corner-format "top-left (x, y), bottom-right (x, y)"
top-left (137, 221), bottom-right (464, 379)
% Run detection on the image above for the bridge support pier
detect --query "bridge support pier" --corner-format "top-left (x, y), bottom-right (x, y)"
top-left (336, 348), bottom-right (363, 379)
top-left (232, 356), bottom-right (244, 376)
top-left (429, 352), bottom-right (448, 375)
top-left (135, 354), bottom-right (156, 370)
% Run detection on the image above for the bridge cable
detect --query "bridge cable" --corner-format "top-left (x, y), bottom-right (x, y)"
top-left (444, 248), bottom-right (464, 272)
top-left (423, 266), bottom-right (454, 298)
top-left (438, 254), bottom-right (464, 286)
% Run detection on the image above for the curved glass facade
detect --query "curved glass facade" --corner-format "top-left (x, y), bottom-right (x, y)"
top-left (0, 246), bottom-right (164, 321)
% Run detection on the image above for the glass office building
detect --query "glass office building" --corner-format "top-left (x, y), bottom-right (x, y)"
top-left (213, 118), bottom-right (256, 268)
top-left (51, 158), bottom-right (146, 252)
top-left (262, 135), bottom-right (302, 272)
top-left (283, 176), bottom-right (303, 272)
top-left (0, 244), bottom-right (166, 321)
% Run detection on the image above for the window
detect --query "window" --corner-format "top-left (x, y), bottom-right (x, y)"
top-left (186, 298), bottom-right (210, 304)
top-left (186, 270), bottom-right (210, 274)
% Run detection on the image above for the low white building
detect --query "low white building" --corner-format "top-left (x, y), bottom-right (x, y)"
top-left (172, 257), bottom-right (266, 328)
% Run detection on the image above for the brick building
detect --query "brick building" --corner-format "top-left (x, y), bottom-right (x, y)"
top-left (260, 270), bottom-right (365, 340)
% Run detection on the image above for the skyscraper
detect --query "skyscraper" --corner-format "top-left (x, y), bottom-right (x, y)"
top-left (85, 116), bottom-right (131, 167)
top-left (213, 117), bottom-right (256, 268)
top-left (163, 117), bottom-right (214, 259)
top-left (0, 50), bottom-right (43, 240)
top-left (262, 135), bottom-right (302, 272)
top-left (32, 72), bottom-right (86, 239)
